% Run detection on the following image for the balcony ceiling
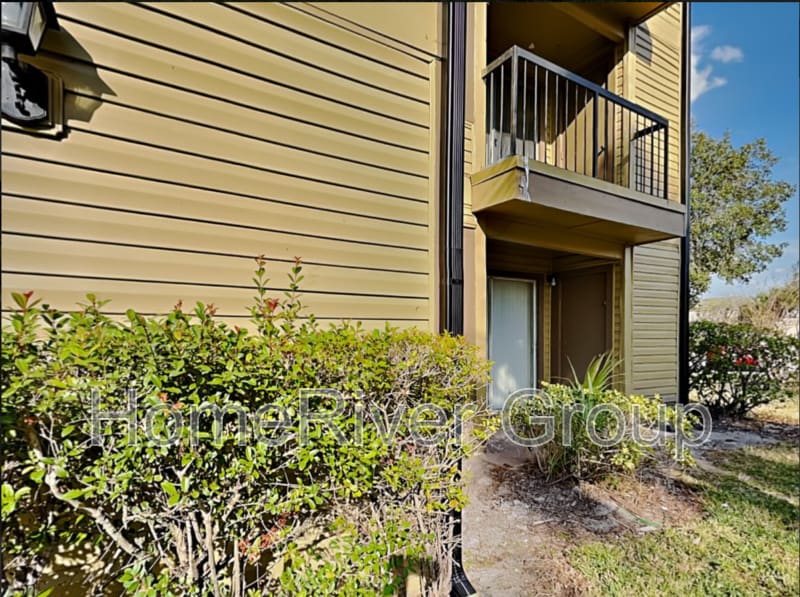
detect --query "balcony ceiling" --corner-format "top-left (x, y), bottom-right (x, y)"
top-left (488, 2), bottom-right (669, 75)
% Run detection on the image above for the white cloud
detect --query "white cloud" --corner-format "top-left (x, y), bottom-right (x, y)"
top-left (691, 53), bottom-right (726, 101)
top-left (691, 25), bottom-right (712, 44)
top-left (711, 45), bottom-right (744, 64)
top-left (690, 25), bottom-right (742, 102)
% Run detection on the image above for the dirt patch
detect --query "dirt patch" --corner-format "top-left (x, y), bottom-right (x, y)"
top-left (462, 434), bottom-right (701, 597)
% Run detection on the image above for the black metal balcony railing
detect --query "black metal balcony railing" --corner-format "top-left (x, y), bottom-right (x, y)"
top-left (484, 46), bottom-right (669, 199)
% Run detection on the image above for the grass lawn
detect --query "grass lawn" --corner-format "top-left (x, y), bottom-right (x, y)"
top-left (569, 442), bottom-right (800, 596)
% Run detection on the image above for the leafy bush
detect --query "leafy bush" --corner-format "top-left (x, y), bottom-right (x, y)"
top-left (1, 257), bottom-right (492, 596)
top-left (689, 320), bottom-right (799, 418)
top-left (508, 356), bottom-right (691, 479)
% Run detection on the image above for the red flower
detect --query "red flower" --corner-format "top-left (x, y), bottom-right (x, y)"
top-left (267, 298), bottom-right (280, 313)
top-left (733, 354), bottom-right (758, 367)
top-left (23, 291), bottom-right (34, 300)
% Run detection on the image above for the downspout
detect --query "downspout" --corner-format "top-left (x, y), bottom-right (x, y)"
top-left (438, 3), bottom-right (475, 596)
top-left (678, 2), bottom-right (692, 404)
top-left (441, 1), bottom-right (466, 336)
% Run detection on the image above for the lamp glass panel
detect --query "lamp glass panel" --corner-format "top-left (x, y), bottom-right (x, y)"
top-left (1, 2), bottom-right (28, 31)
top-left (27, 1), bottom-right (45, 51)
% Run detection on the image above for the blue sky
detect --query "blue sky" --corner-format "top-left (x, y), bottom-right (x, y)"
top-left (691, 2), bottom-right (799, 298)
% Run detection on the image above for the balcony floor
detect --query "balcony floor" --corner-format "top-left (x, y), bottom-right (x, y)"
top-left (471, 156), bottom-right (685, 258)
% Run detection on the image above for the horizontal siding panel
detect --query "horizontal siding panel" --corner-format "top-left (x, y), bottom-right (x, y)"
top-left (633, 258), bottom-right (681, 269)
top-left (62, 96), bottom-right (429, 202)
top-left (3, 236), bottom-right (429, 299)
top-left (306, 2), bottom-right (441, 58)
top-left (633, 293), bottom-right (680, 305)
top-left (630, 314), bottom-right (678, 324)
top-left (631, 237), bottom-right (680, 397)
top-left (632, 339), bottom-right (680, 349)
top-left (632, 357), bottom-right (678, 368)
top-left (2, 156), bottom-right (427, 249)
top-left (633, 305), bottom-right (680, 315)
top-left (2, 274), bottom-right (429, 321)
top-left (635, 42), bottom-right (680, 72)
top-left (634, 5), bottom-right (682, 203)
top-left (3, 132), bottom-right (428, 231)
top-left (40, 21), bottom-right (430, 151)
top-left (227, 3), bottom-right (428, 77)
top-left (55, 4), bottom-right (430, 127)
top-left (150, 2), bottom-right (430, 100)
top-left (2, 196), bottom-right (429, 274)
top-left (632, 346), bottom-right (680, 356)
top-left (31, 55), bottom-right (428, 176)
top-left (633, 331), bottom-right (678, 341)
top-left (4, 2), bottom-right (440, 331)
top-left (633, 281), bottom-right (680, 291)
top-left (633, 270), bottom-right (680, 281)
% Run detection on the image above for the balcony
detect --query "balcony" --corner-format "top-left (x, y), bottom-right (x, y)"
top-left (471, 46), bottom-right (685, 254)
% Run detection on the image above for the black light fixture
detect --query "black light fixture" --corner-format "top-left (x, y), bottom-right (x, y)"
top-left (1, 1), bottom-right (59, 126)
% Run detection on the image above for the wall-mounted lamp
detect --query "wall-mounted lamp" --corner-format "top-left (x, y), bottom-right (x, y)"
top-left (1, 1), bottom-right (59, 126)
top-left (547, 274), bottom-right (557, 288)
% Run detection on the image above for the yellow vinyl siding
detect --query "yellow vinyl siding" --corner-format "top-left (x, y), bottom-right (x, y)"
top-left (626, 5), bottom-right (683, 398)
top-left (464, 122), bottom-right (476, 229)
top-left (2, 2), bottom-right (441, 330)
top-left (631, 240), bottom-right (680, 399)
top-left (631, 4), bottom-right (682, 202)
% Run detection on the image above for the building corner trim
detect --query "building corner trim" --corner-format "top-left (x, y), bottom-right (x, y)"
top-left (678, 2), bottom-right (692, 404)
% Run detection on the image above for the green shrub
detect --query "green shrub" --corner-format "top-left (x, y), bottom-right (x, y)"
top-left (689, 320), bottom-right (799, 418)
top-left (1, 257), bottom-right (492, 596)
top-left (507, 357), bottom-right (691, 480)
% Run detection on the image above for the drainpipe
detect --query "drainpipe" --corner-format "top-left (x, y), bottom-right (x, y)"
top-left (678, 2), bottom-right (692, 404)
top-left (438, 2), bottom-right (475, 596)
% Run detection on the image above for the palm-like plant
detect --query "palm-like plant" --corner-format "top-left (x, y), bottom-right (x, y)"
top-left (567, 352), bottom-right (622, 396)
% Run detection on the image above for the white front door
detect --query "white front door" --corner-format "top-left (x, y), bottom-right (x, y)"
top-left (488, 277), bottom-right (537, 410)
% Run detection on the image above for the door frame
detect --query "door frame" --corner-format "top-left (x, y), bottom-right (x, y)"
top-left (551, 265), bottom-right (613, 382)
top-left (487, 275), bottom-right (539, 408)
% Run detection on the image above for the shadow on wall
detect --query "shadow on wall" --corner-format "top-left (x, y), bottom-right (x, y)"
top-left (635, 23), bottom-right (653, 66)
top-left (18, 24), bottom-right (115, 132)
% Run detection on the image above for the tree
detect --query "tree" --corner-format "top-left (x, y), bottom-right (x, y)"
top-left (739, 267), bottom-right (799, 331)
top-left (690, 128), bottom-right (795, 305)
